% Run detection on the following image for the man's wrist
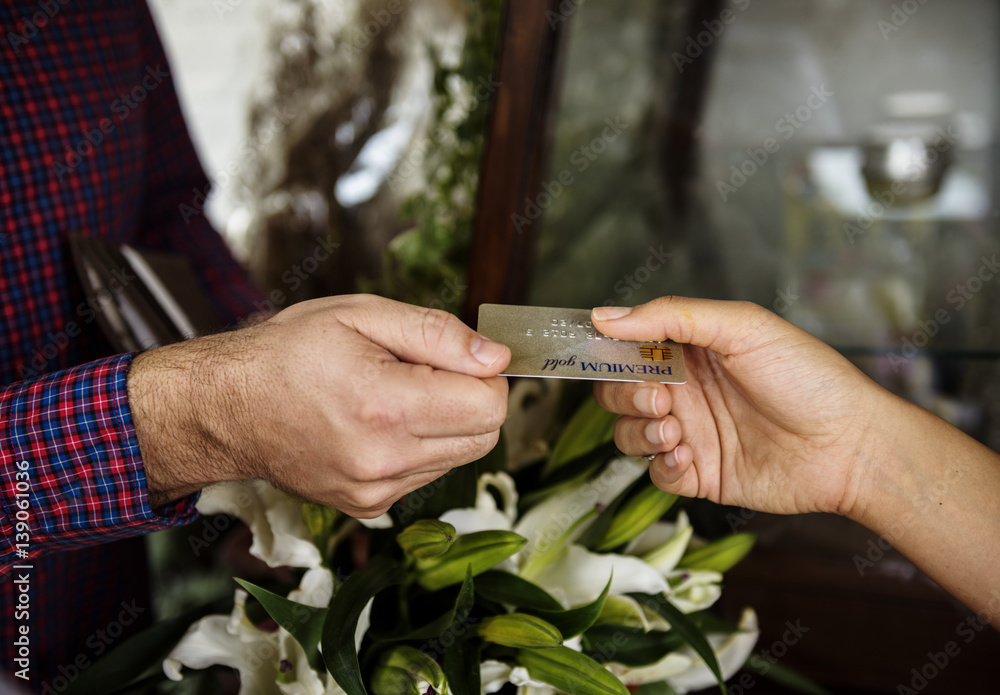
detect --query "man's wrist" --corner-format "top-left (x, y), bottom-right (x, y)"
top-left (128, 337), bottom-right (248, 508)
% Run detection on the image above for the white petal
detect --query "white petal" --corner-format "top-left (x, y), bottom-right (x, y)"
top-left (277, 628), bottom-right (330, 695)
top-left (510, 666), bottom-right (551, 689)
top-left (288, 567), bottom-right (335, 608)
top-left (355, 598), bottom-right (374, 653)
top-left (608, 652), bottom-right (693, 685)
top-left (624, 511), bottom-right (689, 556)
top-left (480, 660), bottom-right (513, 694)
top-left (667, 608), bottom-right (760, 693)
top-left (641, 525), bottom-right (694, 576)
top-left (163, 658), bottom-right (184, 682)
top-left (169, 615), bottom-right (249, 670)
top-left (198, 481), bottom-right (322, 570)
top-left (358, 513), bottom-right (394, 529)
top-left (667, 570), bottom-right (724, 613)
top-left (530, 545), bottom-right (668, 607)
top-left (165, 610), bottom-right (283, 695)
top-left (597, 596), bottom-right (651, 631)
top-left (670, 584), bottom-right (722, 614)
top-left (515, 458), bottom-right (648, 571)
top-left (263, 498), bottom-right (324, 569)
top-left (479, 472), bottom-right (519, 525)
top-left (439, 507), bottom-right (513, 536)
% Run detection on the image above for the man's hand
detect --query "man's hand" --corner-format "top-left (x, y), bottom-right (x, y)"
top-left (128, 295), bottom-right (510, 518)
top-left (591, 297), bottom-right (887, 517)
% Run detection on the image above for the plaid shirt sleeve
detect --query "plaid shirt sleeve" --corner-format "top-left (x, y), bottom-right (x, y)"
top-left (0, 353), bottom-right (197, 577)
top-left (0, 2), bottom-right (263, 580)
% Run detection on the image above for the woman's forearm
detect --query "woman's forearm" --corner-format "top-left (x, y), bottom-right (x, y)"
top-left (851, 390), bottom-right (1000, 625)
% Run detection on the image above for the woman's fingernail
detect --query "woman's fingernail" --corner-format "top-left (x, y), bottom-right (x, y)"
top-left (471, 336), bottom-right (507, 366)
top-left (592, 306), bottom-right (632, 321)
top-left (663, 450), bottom-right (679, 469)
top-left (645, 420), bottom-right (666, 446)
top-left (634, 387), bottom-right (661, 417)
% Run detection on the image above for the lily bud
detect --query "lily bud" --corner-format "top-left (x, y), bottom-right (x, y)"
top-left (595, 485), bottom-right (678, 552)
top-left (679, 533), bottom-right (756, 573)
top-left (397, 520), bottom-right (456, 559)
top-left (372, 646), bottom-right (447, 695)
top-left (477, 613), bottom-right (563, 649)
top-left (300, 502), bottom-right (341, 551)
top-left (416, 530), bottom-right (526, 591)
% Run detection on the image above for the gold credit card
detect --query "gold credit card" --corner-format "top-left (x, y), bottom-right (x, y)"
top-left (477, 304), bottom-right (686, 384)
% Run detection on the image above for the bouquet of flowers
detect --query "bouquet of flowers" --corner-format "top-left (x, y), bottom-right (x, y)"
top-left (73, 395), bottom-right (760, 695)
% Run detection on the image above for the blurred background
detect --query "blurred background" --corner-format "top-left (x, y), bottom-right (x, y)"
top-left (147, 0), bottom-right (1000, 692)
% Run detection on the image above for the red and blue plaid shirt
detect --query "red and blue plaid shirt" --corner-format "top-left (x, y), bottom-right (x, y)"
top-left (1, 1), bottom-right (262, 687)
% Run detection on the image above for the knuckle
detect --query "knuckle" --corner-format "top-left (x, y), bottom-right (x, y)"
top-left (484, 395), bottom-right (507, 430)
top-left (348, 485), bottom-right (394, 513)
top-left (356, 395), bottom-right (405, 432)
top-left (419, 307), bottom-right (459, 354)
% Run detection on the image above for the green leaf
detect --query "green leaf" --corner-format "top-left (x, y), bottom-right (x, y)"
top-left (416, 530), bottom-right (526, 591)
top-left (474, 570), bottom-right (564, 612)
top-left (679, 533), bottom-right (756, 573)
top-left (595, 485), bottom-right (678, 552)
top-left (63, 595), bottom-right (232, 695)
top-left (517, 646), bottom-right (629, 695)
top-left (745, 657), bottom-right (833, 695)
top-left (323, 555), bottom-right (404, 695)
top-left (443, 635), bottom-right (481, 695)
top-left (635, 682), bottom-right (680, 695)
top-left (371, 567), bottom-right (475, 643)
top-left (544, 398), bottom-right (620, 476)
top-left (582, 625), bottom-right (684, 666)
top-left (235, 578), bottom-right (327, 670)
top-left (576, 472), bottom-right (646, 551)
top-left (527, 576), bottom-right (612, 638)
top-left (632, 593), bottom-right (727, 694)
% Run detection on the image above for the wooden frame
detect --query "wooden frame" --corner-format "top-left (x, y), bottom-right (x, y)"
top-left (461, 0), bottom-right (569, 322)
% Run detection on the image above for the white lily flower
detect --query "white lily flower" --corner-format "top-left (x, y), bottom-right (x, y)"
top-left (198, 481), bottom-right (322, 569)
top-left (358, 513), bottom-right (394, 530)
top-left (529, 545), bottom-right (669, 608)
top-left (165, 573), bottom-right (370, 695)
top-left (515, 457), bottom-right (647, 573)
top-left (608, 652), bottom-right (693, 685)
top-left (276, 629), bottom-right (329, 695)
top-left (595, 595), bottom-right (671, 634)
top-left (440, 472), bottom-right (519, 536)
top-left (667, 570), bottom-right (724, 614)
top-left (481, 660), bottom-right (516, 694)
top-left (626, 512), bottom-right (694, 575)
top-left (667, 608), bottom-right (759, 693)
top-left (164, 589), bottom-right (283, 695)
top-left (625, 512), bottom-right (690, 556)
top-left (288, 567), bottom-right (335, 608)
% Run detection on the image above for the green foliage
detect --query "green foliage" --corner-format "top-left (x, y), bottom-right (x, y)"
top-left (517, 646), bottom-right (631, 695)
top-left (236, 578), bottom-right (328, 670)
top-left (385, 0), bottom-right (506, 312)
top-left (679, 533), bottom-right (756, 573)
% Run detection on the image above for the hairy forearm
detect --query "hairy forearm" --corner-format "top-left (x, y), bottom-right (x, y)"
top-left (128, 336), bottom-right (252, 508)
top-left (851, 390), bottom-right (1000, 626)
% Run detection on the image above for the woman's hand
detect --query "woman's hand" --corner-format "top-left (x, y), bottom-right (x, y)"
top-left (592, 297), bottom-right (888, 517)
